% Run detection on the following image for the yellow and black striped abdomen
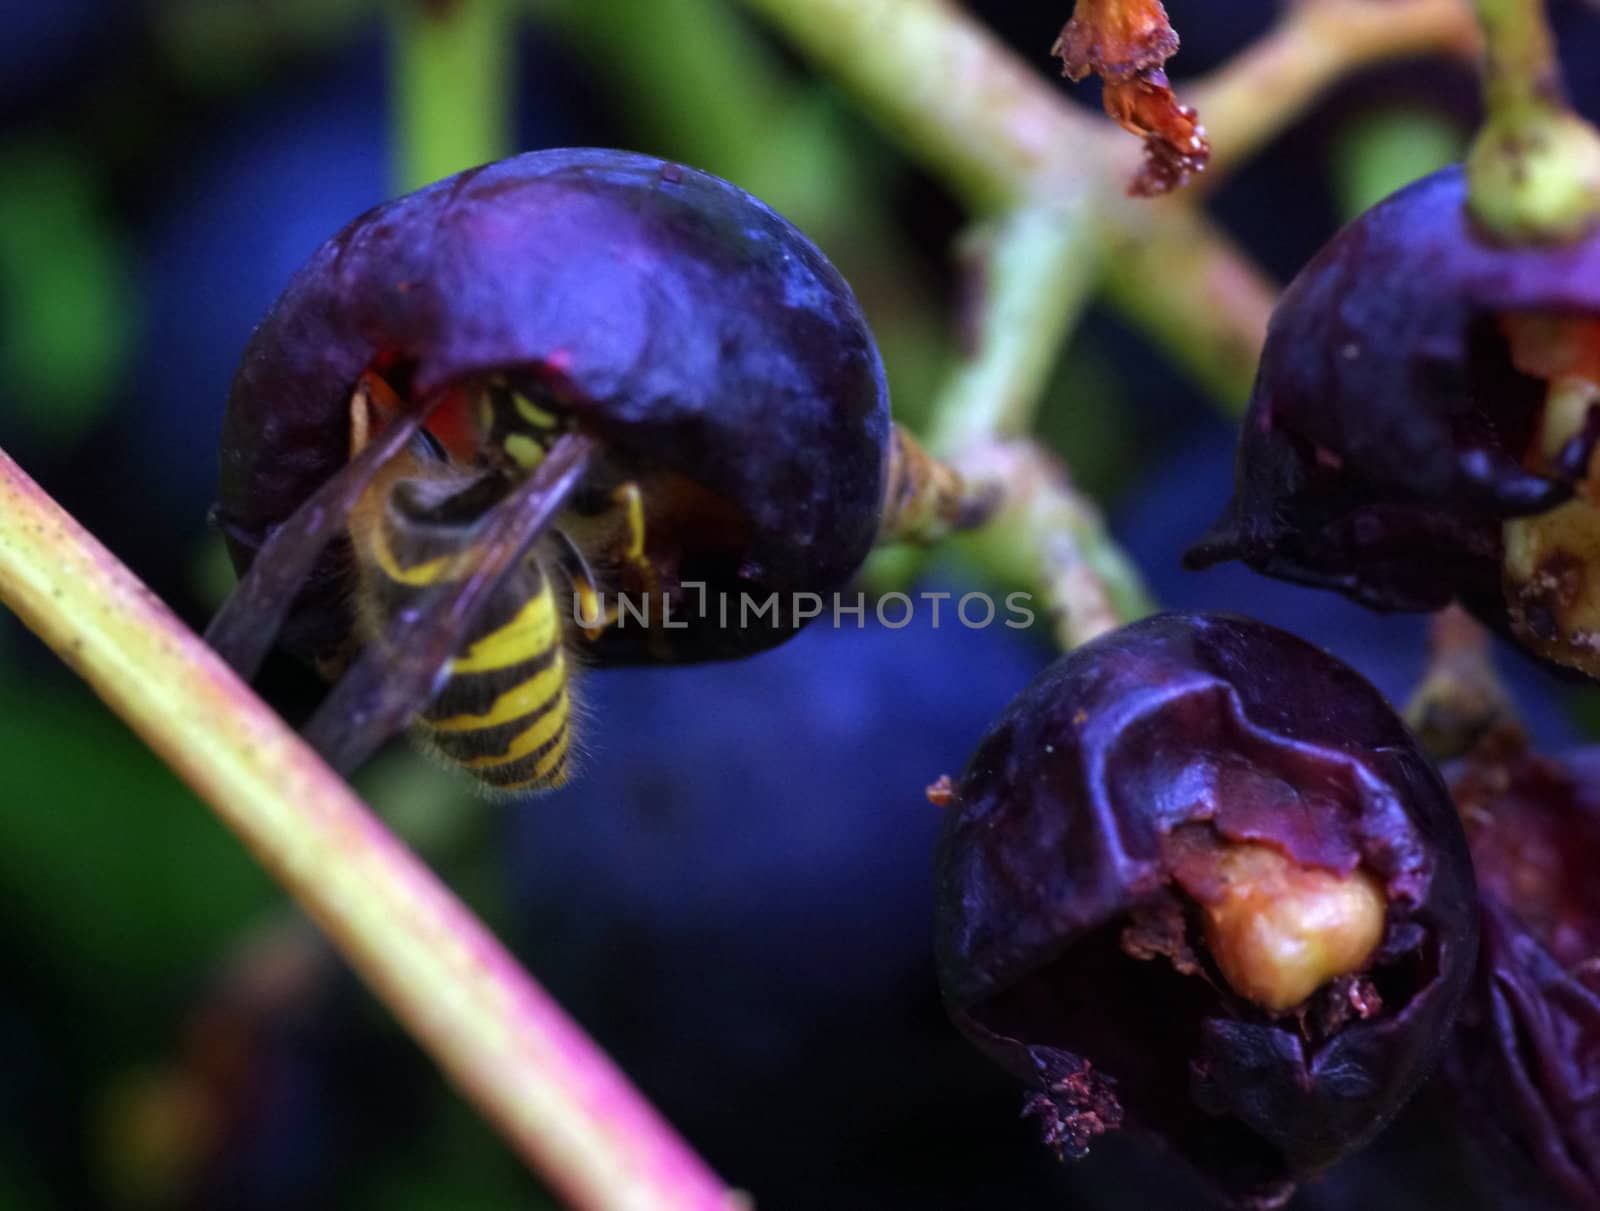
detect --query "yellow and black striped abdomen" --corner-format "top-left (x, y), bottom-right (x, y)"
top-left (416, 575), bottom-right (573, 791)
top-left (350, 459), bottom-right (575, 793)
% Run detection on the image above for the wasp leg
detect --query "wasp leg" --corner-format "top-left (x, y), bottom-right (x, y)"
top-left (567, 481), bottom-right (665, 645)
top-left (612, 481), bottom-right (679, 659)
top-left (570, 567), bottom-right (617, 640)
top-left (548, 528), bottom-right (614, 640)
top-left (206, 373), bottom-right (435, 680)
top-left (876, 423), bottom-right (999, 546)
top-left (612, 481), bottom-right (662, 598)
top-left (301, 432), bottom-right (597, 776)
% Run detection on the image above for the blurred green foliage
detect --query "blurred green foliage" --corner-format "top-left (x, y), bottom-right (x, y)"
top-left (0, 138), bottom-right (134, 448)
top-left (349, 1098), bottom-right (555, 1211)
top-left (0, 1160), bottom-right (48, 1211)
top-left (1332, 107), bottom-right (1468, 220)
top-left (0, 681), bottom-right (277, 1010)
top-left (153, 0), bottom-right (375, 92)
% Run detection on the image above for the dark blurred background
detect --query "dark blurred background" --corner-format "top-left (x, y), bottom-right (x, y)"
top-left (1, 1), bottom-right (1597, 1208)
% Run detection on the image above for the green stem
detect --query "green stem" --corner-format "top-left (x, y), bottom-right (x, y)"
top-left (1185, 0), bottom-right (1478, 184)
top-left (867, 205), bottom-right (1113, 599)
top-left (392, 0), bottom-right (517, 192)
top-left (1100, 203), bottom-right (1274, 416)
top-left (0, 446), bottom-right (736, 1211)
top-left (1403, 605), bottom-right (1517, 759)
top-left (927, 204), bottom-right (1103, 453)
top-left (737, 0), bottom-right (1091, 212)
top-left (734, 0), bottom-right (1275, 413)
top-left (738, 0), bottom-right (1486, 411)
top-left (1465, 0), bottom-right (1600, 240)
top-left (955, 441), bottom-right (1155, 648)
top-left (1474, 0), bottom-right (1562, 118)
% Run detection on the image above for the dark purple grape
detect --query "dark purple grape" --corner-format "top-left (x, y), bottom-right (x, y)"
top-left (935, 611), bottom-right (1479, 1205)
top-left (1187, 166), bottom-right (1600, 678)
top-left (215, 147), bottom-right (889, 666)
top-left (1446, 736), bottom-right (1600, 1209)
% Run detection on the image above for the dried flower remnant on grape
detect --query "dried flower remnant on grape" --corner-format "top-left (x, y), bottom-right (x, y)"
top-left (1052, 0), bottom-right (1209, 196)
top-left (1052, 0), bottom-right (1176, 78)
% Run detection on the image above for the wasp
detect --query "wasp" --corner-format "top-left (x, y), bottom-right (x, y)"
top-left (207, 149), bottom-right (987, 792)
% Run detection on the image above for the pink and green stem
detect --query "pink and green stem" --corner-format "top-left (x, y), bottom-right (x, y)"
top-left (0, 445), bottom-right (738, 1211)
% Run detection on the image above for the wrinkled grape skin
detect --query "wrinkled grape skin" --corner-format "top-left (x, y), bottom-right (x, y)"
top-left (935, 612), bottom-right (1479, 1203)
top-left (215, 148), bottom-right (890, 666)
top-left (1446, 742), bottom-right (1600, 1209)
top-left (1455, 904), bottom-right (1600, 1211)
top-left (1188, 165), bottom-right (1600, 632)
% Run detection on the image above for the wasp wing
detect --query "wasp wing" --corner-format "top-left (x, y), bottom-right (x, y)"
top-left (206, 380), bottom-right (442, 680)
top-left (300, 431), bottom-right (596, 776)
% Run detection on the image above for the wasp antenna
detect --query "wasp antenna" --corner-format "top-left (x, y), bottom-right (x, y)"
top-left (301, 431), bottom-right (598, 776)
top-left (205, 383), bottom-right (442, 680)
top-left (550, 525), bottom-right (600, 594)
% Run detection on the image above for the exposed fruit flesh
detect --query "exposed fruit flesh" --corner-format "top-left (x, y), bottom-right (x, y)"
top-left (1204, 845), bottom-right (1385, 1013)
top-left (1501, 312), bottom-right (1600, 676)
top-left (1166, 829), bottom-right (1387, 1014)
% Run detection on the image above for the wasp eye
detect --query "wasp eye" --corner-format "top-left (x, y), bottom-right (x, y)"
top-left (935, 611), bottom-right (1478, 1205)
